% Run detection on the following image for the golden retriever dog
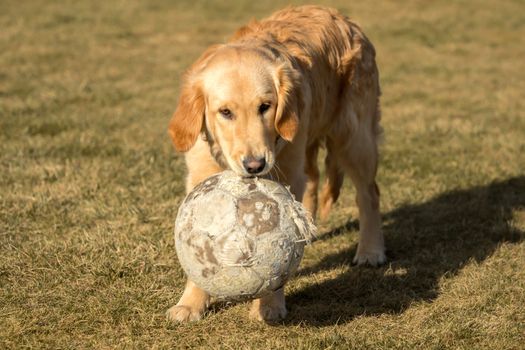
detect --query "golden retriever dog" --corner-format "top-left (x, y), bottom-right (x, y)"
top-left (167, 5), bottom-right (385, 323)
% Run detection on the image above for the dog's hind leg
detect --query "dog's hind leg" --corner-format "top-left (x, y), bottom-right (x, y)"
top-left (341, 125), bottom-right (385, 266)
top-left (302, 141), bottom-right (320, 219)
top-left (319, 138), bottom-right (345, 221)
top-left (349, 173), bottom-right (384, 266)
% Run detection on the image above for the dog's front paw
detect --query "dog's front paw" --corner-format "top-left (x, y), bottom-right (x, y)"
top-left (249, 297), bottom-right (287, 323)
top-left (249, 302), bottom-right (287, 323)
top-left (353, 248), bottom-right (386, 266)
top-left (166, 305), bottom-right (203, 323)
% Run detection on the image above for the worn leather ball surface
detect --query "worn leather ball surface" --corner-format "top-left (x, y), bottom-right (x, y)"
top-left (174, 170), bottom-right (316, 300)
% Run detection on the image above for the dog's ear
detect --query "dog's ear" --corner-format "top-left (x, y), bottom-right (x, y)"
top-left (168, 45), bottom-right (221, 152)
top-left (168, 79), bottom-right (205, 152)
top-left (274, 61), bottom-right (302, 142)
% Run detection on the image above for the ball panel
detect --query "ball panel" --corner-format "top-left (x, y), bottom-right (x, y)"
top-left (237, 192), bottom-right (280, 235)
top-left (175, 229), bottom-right (219, 279)
top-left (213, 228), bottom-right (255, 267)
top-left (204, 267), bottom-right (264, 298)
top-left (191, 191), bottom-right (237, 235)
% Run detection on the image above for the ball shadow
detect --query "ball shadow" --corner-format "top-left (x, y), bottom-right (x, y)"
top-left (285, 176), bottom-right (525, 326)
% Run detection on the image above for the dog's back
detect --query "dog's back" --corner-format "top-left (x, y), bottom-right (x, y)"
top-left (232, 6), bottom-right (382, 218)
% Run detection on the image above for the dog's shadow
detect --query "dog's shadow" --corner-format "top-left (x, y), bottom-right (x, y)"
top-left (285, 176), bottom-right (525, 326)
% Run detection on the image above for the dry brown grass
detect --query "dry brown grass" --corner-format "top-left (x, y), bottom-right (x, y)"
top-left (1, 0), bottom-right (524, 348)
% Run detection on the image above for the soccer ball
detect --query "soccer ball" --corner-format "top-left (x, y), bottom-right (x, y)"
top-left (174, 170), bottom-right (316, 300)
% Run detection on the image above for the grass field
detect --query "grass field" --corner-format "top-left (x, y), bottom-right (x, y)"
top-left (1, 0), bottom-right (524, 348)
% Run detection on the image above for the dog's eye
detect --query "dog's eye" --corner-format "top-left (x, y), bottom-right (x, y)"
top-left (219, 108), bottom-right (233, 119)
top-left (258, 103), bottom-right (271, 115)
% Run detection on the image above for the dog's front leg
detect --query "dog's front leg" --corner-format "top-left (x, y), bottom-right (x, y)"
top-left (249, 288), bottom-right (287, 322)
top-left (250, 148), bottom-right (308, 322)
top-left (167, 140), bottom-right (223, 323)
top-left (166, 280), bottom-right (210, 322)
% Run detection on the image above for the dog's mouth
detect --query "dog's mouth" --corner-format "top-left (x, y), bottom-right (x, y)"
top-left (206, 131), bottom-right (275, 178)
top-left (230, 162), bottom-right (273, 178)
top-left (226, 153), bottom-right (274, 178)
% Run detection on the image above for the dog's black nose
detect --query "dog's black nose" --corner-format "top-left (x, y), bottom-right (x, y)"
top-left (243, 157), bottom-right (266, 174)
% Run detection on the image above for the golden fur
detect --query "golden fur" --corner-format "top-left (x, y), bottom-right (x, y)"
top-left (167, 5), bottom-right (385, 323)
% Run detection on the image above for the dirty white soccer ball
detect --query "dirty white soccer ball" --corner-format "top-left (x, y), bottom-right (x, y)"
top-left (174, 170), bottom-right (316, 300)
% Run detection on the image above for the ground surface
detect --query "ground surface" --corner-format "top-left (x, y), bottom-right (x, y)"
top-left (1, 0), bottom-right (524, 349)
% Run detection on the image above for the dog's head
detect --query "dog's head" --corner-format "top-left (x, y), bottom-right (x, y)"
top-left (168, 45), bottom-right (302, 176)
